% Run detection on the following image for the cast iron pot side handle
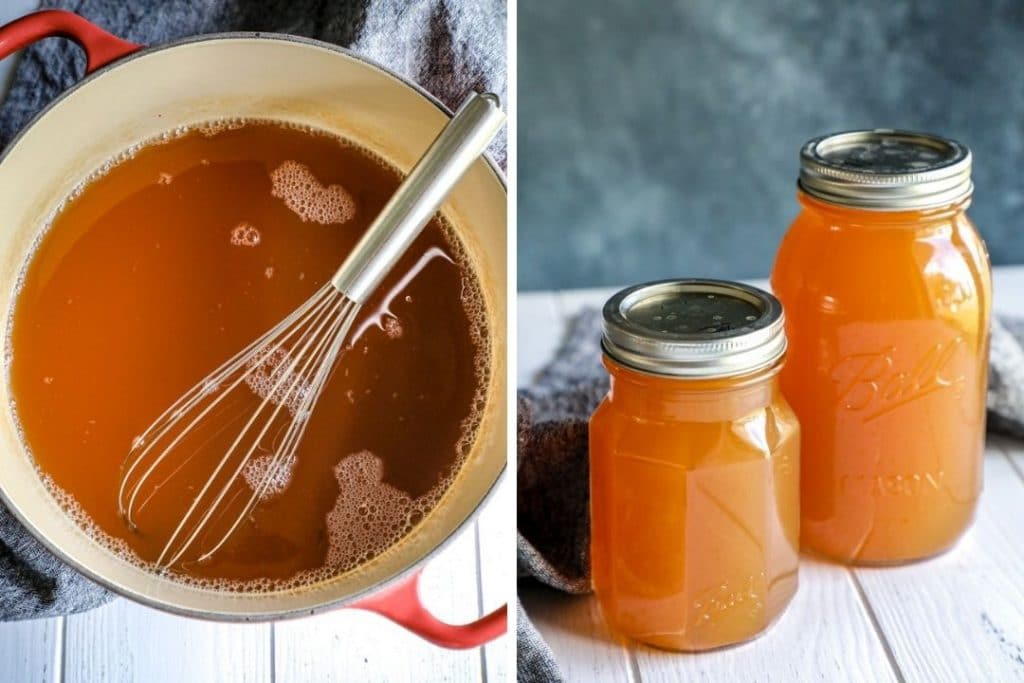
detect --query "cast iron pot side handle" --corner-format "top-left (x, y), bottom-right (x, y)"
top-left (352, 570), bottom-right (508, 648)
top-left (0, 9), bottom-right (141, 74)
top-left (0, 8), bottom-right (507, 651)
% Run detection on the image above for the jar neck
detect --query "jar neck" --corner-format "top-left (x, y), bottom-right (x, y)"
top-left (797, 189), bottom-right (971, 226)
top-left (603, 355), bottom-right (782, 422)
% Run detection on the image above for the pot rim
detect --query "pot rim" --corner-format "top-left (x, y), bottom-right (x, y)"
top-left (1, 30), bottom-right (506, 185)
top-left (0, 30), bottom-right (507, 621)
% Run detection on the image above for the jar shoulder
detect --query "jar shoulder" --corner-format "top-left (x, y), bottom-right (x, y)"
top-left (773, 208), bottom-right (989, 271)
top-left (590, 393), bottom-right (798, 468)
top-left (771, 208), bottom-right (991, 319)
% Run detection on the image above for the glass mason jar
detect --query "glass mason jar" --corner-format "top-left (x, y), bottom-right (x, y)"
top-left (771, 130), bottom-right (991, 565)
top-left (590, 280), bottom-right (800, 652)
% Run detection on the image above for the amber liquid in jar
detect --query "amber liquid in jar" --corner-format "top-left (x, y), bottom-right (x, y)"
top-left (771, 130), bottom-right (990, 565)
top-left (590, 280), bottom-right (800, 651)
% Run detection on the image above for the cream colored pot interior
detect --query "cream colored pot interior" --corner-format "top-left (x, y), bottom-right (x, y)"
top-left (0, 35), bottom-right (506, 619)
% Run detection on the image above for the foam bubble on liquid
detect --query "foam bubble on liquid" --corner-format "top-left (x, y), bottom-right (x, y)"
top-left (382, 316), bottom-right (402, 339)
top-left (264, 266), bottom-right (275, 279)
top-left (157, 172), bottom-right (174, 185)
top-left (230, 223), bottom-right (261, 247)
top-left (321, 451), bottom-right (444, 573)
top-left (36, 471), bottom-right (273, 593)
top-left (198, 118), bottom-right (246, 137)
top-left (36, 474), bottom-right (137, 575)
top-left (244, 347), bottom-right (311, 417)
top-left (270, 160), bottom-right (356, 225)
top-left (437, 216), bottom-right (492, 463)
top-left (242, 451), bottom-right (297, 499)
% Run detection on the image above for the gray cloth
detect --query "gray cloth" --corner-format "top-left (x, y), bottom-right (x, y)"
top-left (987, 317), bottom-right (1024, 438)
top-left (517, 600), bottom-right (564, 683)
top-left (0, 0), bottom-right (504, 622)
top-left (517, 309), bottom-right (1024, 681)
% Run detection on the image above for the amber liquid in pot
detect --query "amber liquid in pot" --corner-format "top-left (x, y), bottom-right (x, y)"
top-left (8, 122), bottom-right (488, 589)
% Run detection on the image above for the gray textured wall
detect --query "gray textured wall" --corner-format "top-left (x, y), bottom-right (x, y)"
top-left (519, 0), bottom-right (1024, 291)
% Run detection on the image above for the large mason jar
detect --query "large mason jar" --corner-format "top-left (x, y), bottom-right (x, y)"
top-left (772, 130), bottom-right (991, 565)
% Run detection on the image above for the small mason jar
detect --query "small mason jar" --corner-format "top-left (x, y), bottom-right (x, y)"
top-left (772, 130), bottom-right (991, 565)
top-left (590, 280), bottom-right (800, 652)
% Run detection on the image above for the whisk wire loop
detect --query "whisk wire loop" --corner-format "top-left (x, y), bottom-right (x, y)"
top-left (194, 302), bottom-right (359, 564)
top-left (117, 283), bottom-right (338, 526)
top-left (155, 293), bottom-right (358, 568)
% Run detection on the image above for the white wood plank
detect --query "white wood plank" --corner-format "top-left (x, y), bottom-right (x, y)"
top-left (274, 522), bottom-right (483, 682)
top-left (478, 478), bottom-right (512, 682)
top-left (64, 600), bottom-right (271, 683)
top-left (0, 615), bottom-right (62, 683)
top-left (516, 293), bottom-right (561, 386)
top-left (634, 560), bottom-right (896, 682)
top-left (854, 444), bottom-right (1024, 682)
top-left (518, 586), bottom-right (635, 683)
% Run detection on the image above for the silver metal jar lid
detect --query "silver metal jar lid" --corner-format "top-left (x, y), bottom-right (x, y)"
top-left (798, 129), bottom-right (973, 210)
top-left (601, 279), bottom-right (786, 378)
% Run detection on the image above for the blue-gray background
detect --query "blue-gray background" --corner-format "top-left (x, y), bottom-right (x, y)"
top-left (518, 0), bottom-right (1024, 291)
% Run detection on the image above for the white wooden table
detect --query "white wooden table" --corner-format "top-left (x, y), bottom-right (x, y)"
top-left (518, 266), bottom-right (1024, 683)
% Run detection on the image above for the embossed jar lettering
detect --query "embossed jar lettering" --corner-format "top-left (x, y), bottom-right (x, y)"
top-left (834, 336), bottom-right (966, 418)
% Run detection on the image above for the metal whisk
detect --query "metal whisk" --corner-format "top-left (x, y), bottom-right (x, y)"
top-left (118, 93), bottom-right (505, 570)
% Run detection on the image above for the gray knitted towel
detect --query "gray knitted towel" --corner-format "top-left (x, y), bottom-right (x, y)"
top-left (516, 309), bottom-right (1024, 683)
top-left (0, 0), bottom-right (505, 622)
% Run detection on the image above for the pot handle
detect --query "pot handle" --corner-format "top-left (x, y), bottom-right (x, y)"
top-left (350, 569), bottom-right (507, 649)
top-left (0, 10), bottom-right (141, 75)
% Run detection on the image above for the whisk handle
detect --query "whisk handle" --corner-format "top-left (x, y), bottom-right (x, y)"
top-left (330, 91), bottom-right (505, 304)
top-left (352, 569), bottom-right (507, 648)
